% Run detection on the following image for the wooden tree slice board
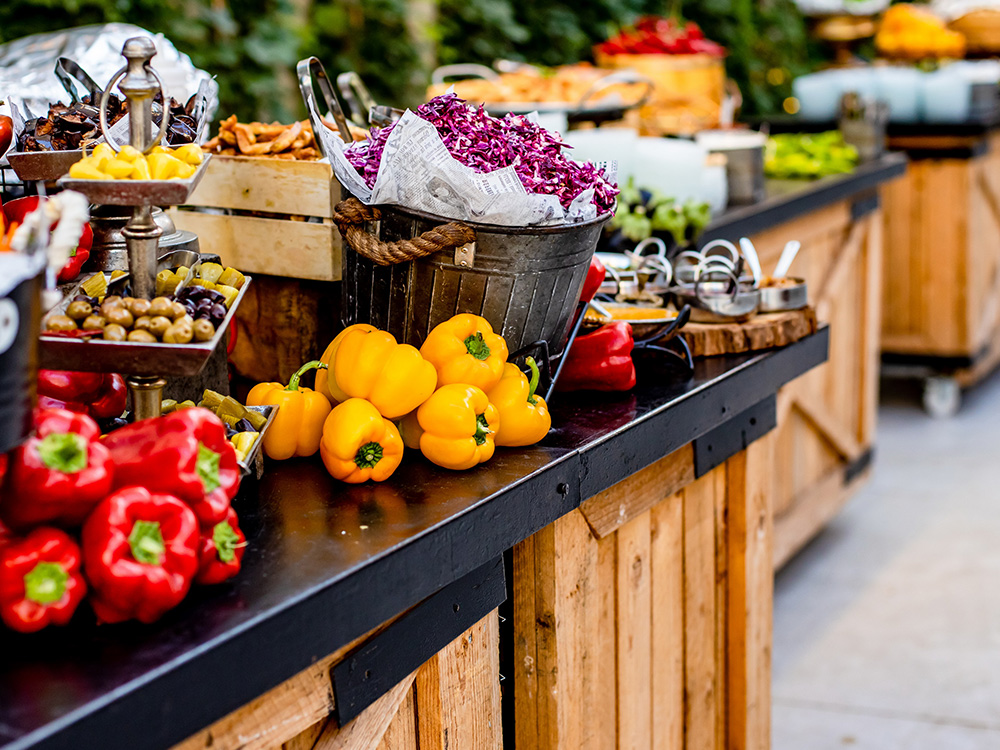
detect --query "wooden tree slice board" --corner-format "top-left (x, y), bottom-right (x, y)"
top-left (679, 308), bottom-right (818, 358)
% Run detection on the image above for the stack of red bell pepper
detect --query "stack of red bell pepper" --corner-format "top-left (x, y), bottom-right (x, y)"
top-left (0, 405), bottom-right (246, 632)
top-left (595, 16), bottom-right (726, 57)
top-left (37, 370), bottom-right (127, 423)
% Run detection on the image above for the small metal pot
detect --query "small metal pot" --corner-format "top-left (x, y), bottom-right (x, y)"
top-left (759, 278), bottom-right (808, 313)
top-left (672, 269), bottom-right (760, 323)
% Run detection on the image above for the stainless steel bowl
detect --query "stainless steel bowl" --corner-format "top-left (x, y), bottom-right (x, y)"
top-left (759, 278), bottom-right (808, 313)
top-left (672, 270), bottom-right (760, 323)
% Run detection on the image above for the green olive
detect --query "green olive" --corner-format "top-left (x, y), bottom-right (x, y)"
top-left (102, 323), bottom-right (127, 341)
top-left (104, 307), bottom-right (134, 328)
top-left (66, 300), bottom-right (93, 321)
top-left (148, 316), bottom-right (172, 338)
top-left (45, 314), bottom-right (77, 332)
top-left (170, 301), bottom-right (187, 320)
top-left (126, 297), bottom-right (151, 317)
top-left (163, 318), bottom-right (194, 344)
top-left (81, 314), bottom-right (107, 330)
top-left (192, 318), bottom-right (215, 342)
top-left (149, 297), bottom-right (175, 318)
top-left (127, 329), bottom-right (157, 343)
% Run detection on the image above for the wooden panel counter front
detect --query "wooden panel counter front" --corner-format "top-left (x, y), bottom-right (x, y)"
top-left (514, 438), bottom-right (773, 750)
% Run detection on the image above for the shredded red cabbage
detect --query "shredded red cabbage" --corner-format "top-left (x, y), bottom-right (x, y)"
top-left (344, 93), bottom-right (618, 214)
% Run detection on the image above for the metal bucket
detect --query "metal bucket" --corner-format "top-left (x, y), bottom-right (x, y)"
top-left (341, 205), bottom-right (610, 356)
top-left (0, 255), bottom-right (44, 454)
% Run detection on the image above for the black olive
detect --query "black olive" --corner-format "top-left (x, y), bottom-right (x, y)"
top-left (210, 303), bottom-right (227, 320)
top-left (235, 418), bottom-right (254, 432)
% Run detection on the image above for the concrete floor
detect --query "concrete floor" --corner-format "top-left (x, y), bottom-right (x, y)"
top-left (773, 374), bottom-right (1000, 749)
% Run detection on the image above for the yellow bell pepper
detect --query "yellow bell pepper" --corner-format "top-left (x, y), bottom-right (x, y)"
top-left (315, 324), bottom-right (378, 403)
top-left (320, 398), bottom-right (404, 483)
top-left (402, 384), bottom-right (499, 470)
top-left (247, 360), bottom-right (332, 460)
top-left (420, 313), bottom-right (509, 392)
top-left (486, 357), bottom-right (551, 447)
top-left (321, 325), bottom-right (437, 419)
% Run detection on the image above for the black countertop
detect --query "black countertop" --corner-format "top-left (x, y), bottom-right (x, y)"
top-left (701, 152), bottom-right (907, 242)
top-left (0, 328), bottom-right (828, 750)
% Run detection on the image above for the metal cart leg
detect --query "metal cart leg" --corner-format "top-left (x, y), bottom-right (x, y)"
top-left (922, 375), bottom-right (961, 419)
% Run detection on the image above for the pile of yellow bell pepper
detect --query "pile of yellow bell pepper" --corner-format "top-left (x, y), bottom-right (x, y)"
top-left (876, 4), bottom-right (966, 60)
top-left (248, 313), bottom-right (552, 484)
top-left (68, 143), bottom-right (204, 181)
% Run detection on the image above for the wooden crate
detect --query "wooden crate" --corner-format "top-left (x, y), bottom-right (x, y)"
top-left (173, 611), bottom-right (501, 750)
top-left (881, 132), bottom-right (1000, 364)
top-left (746, 200), bottom-right (884, 567)
top-left (514, 437), bottom-right (773, 750)
top-left (169, 156), bottom-right (343, 383)
top-left (169, 155), bottom-right (342, 283)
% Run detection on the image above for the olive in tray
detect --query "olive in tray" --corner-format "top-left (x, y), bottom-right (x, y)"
top-left (44, 293), bottom-right (205, 344)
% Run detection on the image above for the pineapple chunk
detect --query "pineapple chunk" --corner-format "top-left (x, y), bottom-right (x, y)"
top-left (199, 262), bottom-right (224, 284)
top-left (147, 153), bottom-right (182, 180)
top-left (173, 144), bottom-right (205, 166)
top-left (92, 143), bottom-right (115, 160)
top-left (103, 158), bottom-right (135, 179)
top-left (118, 145), bottom-right (142, 163)
top-left (215, 284), bottom-right (239, 309)
top-left (68, 161), bottom-right (110, 180)
top-left (217, 267), bottom-right (246, 290)
top-left (131, 156), bottom-right (151, 180)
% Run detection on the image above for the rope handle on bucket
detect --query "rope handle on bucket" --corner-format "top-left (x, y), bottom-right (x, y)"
top-left (332, 197), bottom-right (476, 266)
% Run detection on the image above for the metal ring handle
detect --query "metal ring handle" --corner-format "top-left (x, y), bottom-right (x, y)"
top-left (337, 71), bottom-right (378, 128)
top-left (634, 236), bottom-right (667, 257)
top-left (431, 64), bottom-right (501, 85)
top-left (700, 238), bottom-right (740, 266)
top-left (98, 65), bottom-right (169, 154)
top-left (694, 267), bottom-right (739, 305)
top-left (297, 57), bottom-right (353, 156)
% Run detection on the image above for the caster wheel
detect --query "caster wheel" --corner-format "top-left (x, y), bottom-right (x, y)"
top-left (923, 376), bottom-right (961, 418)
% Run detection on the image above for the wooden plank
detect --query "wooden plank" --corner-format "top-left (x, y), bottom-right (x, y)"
top-left (414, 611), bottom-right (502, 750)
top-left (172, 628), bottom-right (375, 750)
top-left (377, 685), bottom-right (417, 750)
top-left (283, 720), bottom-right (327, 750)
top-left (726, 437), bottom-right (774, 750)
top-left (683, 472), bottom-right (718, 750)
top-left (184, 155), bottom-right (335, 217)
top-left (512, 535), bottom-right (539, 749)
top-left (650, 492), bottom-right (684, 750)
top-left (680, 308), bottom-right (818, 358)
top-left (858, 211), bottom-right (883, 447)
top-left (579, 444), bottom-right (694, 539)
top-left (616, 510), bottom-right (653, 750)
top-left (792, 398), bottom-right (864, 463)
top-left (532, 524), bottom-right (559, 750)
top-left (313, 672), bottom-right (417, 750)
top-left (772, 466), bottom-right (855, 569)
top-left (169, 210), bottom-right (342, 282)
top-left (230, 274), bottom-right (338, 384)
top-left (713, 466), bottom-right (728, 750)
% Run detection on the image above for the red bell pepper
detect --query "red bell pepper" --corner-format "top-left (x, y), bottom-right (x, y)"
top-left (0, 516), bottom-right (13, 549)
top-left (1, 197), bottom-right (93, 283)
top-left (37, 371), bottom-right (128, 422)
top-left (82, 486), bottom-right (200, 624)
top-left (196, 507), bottom-right (246, 585)
top-left (0, 527), bottom-right (86, 632)
top-left (556, 321), bottom-right (636, 392)
top-left (579, 254), bottom-right (606, 304)
top-left (102, 408), bottom-right (240, 525)
top-left (3, 408), bottom-right (114, 529)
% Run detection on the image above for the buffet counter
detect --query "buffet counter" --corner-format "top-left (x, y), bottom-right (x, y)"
top-left (0, 332), bottom-right (827, 750)
top-left (707, 153), bottom-right (905, 565)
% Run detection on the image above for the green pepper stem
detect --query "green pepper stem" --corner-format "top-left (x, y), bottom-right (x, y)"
top-left (464, 332), bottom-right (491, 361)
top-left (286, 360), bottom-right (327, 391)
top-left (24, 561), bottom-right (69, 605)
top-left (212, 521), bottom-right (241, 564)
top-left (128, 520), bottom-right (166, 566)
top-left (37, 432), bottom-right (88, 474)
top-left (525, 357), bottom-right (541, 406)
top-left (354, 441), bottom-right (384, 469)
top-left (474, 414), bottom-right (492, 446)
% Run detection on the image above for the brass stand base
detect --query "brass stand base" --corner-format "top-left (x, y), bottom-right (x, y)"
top-left (127, 376), bottom-right (166, 420)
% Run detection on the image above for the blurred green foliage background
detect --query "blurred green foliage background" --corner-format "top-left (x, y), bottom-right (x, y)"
top-left (0, 0), bottom-right (815, 124)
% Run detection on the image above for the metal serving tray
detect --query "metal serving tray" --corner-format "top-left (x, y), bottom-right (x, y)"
top-left (38, 273), bottom-right (250, 377)
top-left (7, 149), bottom-right (84, 182)
top-left (57, 154), bottom-right (211, 206)
top-left (239, 404), bottom-right (276, 478)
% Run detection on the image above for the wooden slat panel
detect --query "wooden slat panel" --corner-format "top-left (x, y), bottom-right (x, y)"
top-left (184, 155), bottom-right (335, 217)
top-left (513, 535), bottom-right (539, 749)
top-left (414, 611), bottom-right (502, 750)
top-left (169, 211), bottom-right (342, 282)
top-left (651, 492), bottom-right (684, 750)
top-left (713, 467), bottom-right (728, 750)
top-left (579, 444), bottom-right (694, 539)
top-left (377, 685), bottom-right (418, 750)
top-left (683, 472), bottom-right (719, 750)
top-left (313, 672), bottom-right (416, 750)
top-left (283, 719), bottom-right (327, 750)
top-left (616, 510), bottom-right (653, 750)
top-left (726, 437), bottom-right (774, 750)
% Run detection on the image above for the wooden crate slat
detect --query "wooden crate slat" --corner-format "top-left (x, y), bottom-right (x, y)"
top-left (170, 210), bottom-right (342, 282)
top-left (185, 156), bottom-right (335, 217)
